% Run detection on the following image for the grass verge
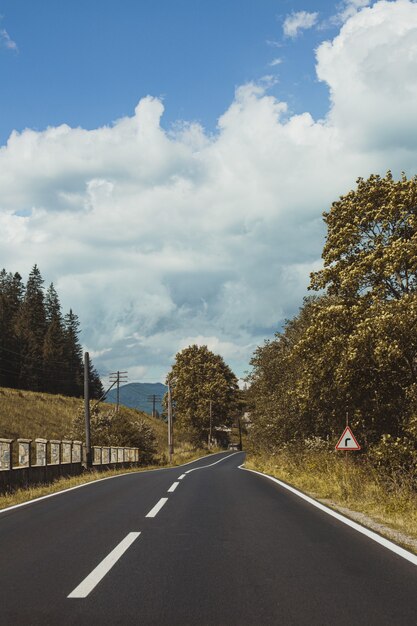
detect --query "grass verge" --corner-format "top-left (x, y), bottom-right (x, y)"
top-left (0, 445), bottom-right (221, 511)
top-left (245, 450), bottom-right (417, 555)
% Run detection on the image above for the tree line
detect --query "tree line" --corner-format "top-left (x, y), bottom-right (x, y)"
top-left (248, 172), bottom-right (417, 475)
top-left (0, 265), bottom-right (103, 398)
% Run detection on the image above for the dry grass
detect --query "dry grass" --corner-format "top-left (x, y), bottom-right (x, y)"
top-left (246, 450), bottom-right (417, 553)
top-left (0, 386), bottom-right (167, 450)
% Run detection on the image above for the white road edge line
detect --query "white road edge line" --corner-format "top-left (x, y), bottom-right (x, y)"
top-left (239, 465), bottom-right (417, 567)
top-left (178, 474), bottom-right (186, 480)
top-left (68, 532), bottom-right (140, 599)
top-left (168, 482), bottom-right (179, 493)
top-left (185, 452), bottom-right (240, 474)
top-left (0, 451), bottom-right (231, 516)
top-left (146, 497), bottom-right (168, 518)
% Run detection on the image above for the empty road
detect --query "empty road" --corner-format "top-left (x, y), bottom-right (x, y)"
top-left (0, 451), bottom-right (416, 625)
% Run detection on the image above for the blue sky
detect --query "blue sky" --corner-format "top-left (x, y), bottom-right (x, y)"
top-left (0, 0), bottom-right (341, 145)
top-left (1, 1), bottom-right (417, 383)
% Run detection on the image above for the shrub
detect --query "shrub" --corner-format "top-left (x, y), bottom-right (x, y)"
top-left (69, 405), bottom-right (157, 464)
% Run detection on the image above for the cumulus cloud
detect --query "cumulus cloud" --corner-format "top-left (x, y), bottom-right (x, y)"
top-left (283, 11), bottom-right (319, 38)
top-left (332, 0), bottom-right (372, 24)
top-left (1, 1), bottom-right (417, 381)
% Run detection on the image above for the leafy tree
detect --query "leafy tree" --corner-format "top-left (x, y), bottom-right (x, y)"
top-left (248, 172), bottom-right (417, 469)
top-left (166, 344), bottom-right (239, 443)
top-left (310, 171), bottom-right (417, 300)
top-left (70, 405), bottom-right (157, 464)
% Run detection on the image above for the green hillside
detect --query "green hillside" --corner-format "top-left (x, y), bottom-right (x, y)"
top-left (0, 386), bottom-right (167, 452)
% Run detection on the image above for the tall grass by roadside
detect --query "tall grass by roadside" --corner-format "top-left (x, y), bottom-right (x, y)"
top-left (246, 447), bottom-right (417, 551)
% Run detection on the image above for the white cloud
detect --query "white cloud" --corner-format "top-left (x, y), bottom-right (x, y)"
top-left (283, 11), bottom-right (319, 38)
top-left (0, 28), bottom-right (18, 51)
top-left (269, 57), bottom-right (283, 67)
top-left (332, 0), bottom-right (372, 24)
top-left (1, 1), bottom-right (417, 381)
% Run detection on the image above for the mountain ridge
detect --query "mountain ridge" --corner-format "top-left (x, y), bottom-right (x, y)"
top-left (105, 382), bottom-right (167, 416)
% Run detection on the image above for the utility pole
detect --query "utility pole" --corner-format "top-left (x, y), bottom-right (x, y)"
top-left (84, 352), bottom-right (92, 468)
top-left (109, 371), bottom-right (128, 412)
top-left (208, 399), bottom-right (213, 448)
top-left (167, 382), bottom-right (173, 462)
top-left (237, 415), bottom-right (243, 451)
top-left (147, 394), bottom-right (162, 418)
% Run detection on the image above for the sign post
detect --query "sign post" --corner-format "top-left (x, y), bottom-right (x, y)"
top-left (335, 420), bottom-right (361, 451)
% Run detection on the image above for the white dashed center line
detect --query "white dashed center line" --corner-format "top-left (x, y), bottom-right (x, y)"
top-left (68, 532), bottom-right (141, 599)
top-left (146, 497), bottom-right (168, 518)
top-left (167, 482), bottom-right (179, 493)
top-left (178, 474), bottom-right (186, 480)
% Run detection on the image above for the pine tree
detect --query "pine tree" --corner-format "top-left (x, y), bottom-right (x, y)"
top-left (88, 360), bottom-right (104, 400)
top-left (0, 270), bottom-right (24, 388)
top-left (43, 283), bottom-right (66, 394)
top-left (15, 265), bottom-right (46, 391)
top-left (63, 309), bottom-right (84, 396)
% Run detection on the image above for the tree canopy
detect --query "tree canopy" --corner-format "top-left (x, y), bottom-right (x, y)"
top-left (248, 172), bottom-right (417, 475)
top-left (166, 344), bottom-right (239, 443)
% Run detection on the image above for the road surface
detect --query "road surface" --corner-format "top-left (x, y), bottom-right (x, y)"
top-left (0, 451), bottom-right (416, 625)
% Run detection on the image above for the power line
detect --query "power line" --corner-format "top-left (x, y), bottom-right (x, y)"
top-left (109, 371), bottom-right (128, 413)
top-left (147, 394), bottom-right (162, 418)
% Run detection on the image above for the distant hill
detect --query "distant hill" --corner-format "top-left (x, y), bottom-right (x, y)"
top-left (105, 382), bottom-right (167, 416)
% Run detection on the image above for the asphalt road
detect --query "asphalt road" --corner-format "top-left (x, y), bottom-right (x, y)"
top-left (0, 451), bottom-right (416, 625)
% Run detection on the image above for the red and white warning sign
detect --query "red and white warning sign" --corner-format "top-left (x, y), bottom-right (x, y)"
top-left (335, 426), bottom-right (361, 451)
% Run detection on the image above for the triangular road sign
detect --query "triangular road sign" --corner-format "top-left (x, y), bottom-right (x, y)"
top-left (335, 426), bottom-right (361, 450)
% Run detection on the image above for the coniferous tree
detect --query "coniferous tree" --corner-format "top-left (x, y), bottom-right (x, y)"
top-left (0, 265), bottom-right (105, 398)
top-left (15, 265), bottom-right (46, 391)
top-left (0, 270), bottom-right (24, 387)
top-left (63, 309), bottom-right (84, 396)
top-left (43, 283), bottom-right (66, 394)
top-left (88, 360), bottom-right (105, 400)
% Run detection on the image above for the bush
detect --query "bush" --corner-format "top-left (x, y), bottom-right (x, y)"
top-left (69, 405), bottom-right (157, 464)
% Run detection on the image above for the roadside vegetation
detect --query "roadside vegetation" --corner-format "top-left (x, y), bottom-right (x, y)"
top-left (246, 172), bottom-right (417, 550)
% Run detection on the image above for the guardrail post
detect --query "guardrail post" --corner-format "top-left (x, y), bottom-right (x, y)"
top-left (72, 441), bottom-right (82, 463)
top-left (61, 440), bottom-right (72, 464)
top-left (102, 447), bottom-right (110, 465)
top-left (92, 446), bottom-right (102, 465)
top-left (0, 439), bottom-right (13, 471)
top-left (17, 438), bottom-right (32, 468)
top-left (35, 439), bottom-right (47, 466)
top-left (50, 440), bottom-right (61, 465)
